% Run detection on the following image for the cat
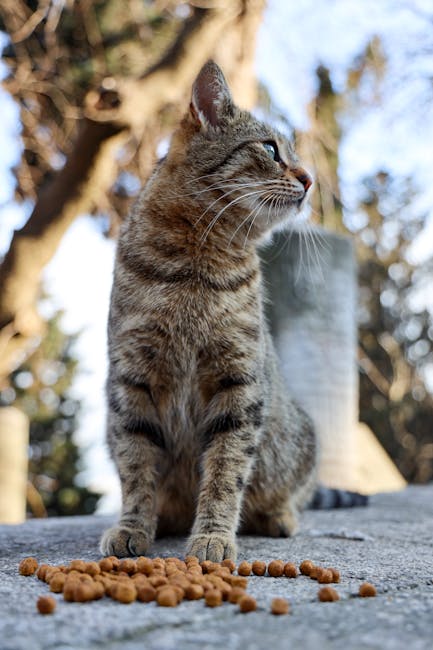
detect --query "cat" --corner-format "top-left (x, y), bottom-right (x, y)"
top-left (100, 60), bottom-right (318, 562)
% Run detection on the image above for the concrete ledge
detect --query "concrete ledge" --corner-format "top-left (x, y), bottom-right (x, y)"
top-left (1, 486), bottom-right (433, 650)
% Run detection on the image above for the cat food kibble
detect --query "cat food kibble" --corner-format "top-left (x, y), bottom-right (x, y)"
top-left (85, 561), bottom-right (101, 576)
top-left (239, 594), bottom-right (257, 613)
top-left (283, 562), bottom-right (298, 578)
top-left (228, 587), bottom-right (247, 604)
top-left (36, 564), bottom-right (50, 581)
top-left (328, 568), bottom-right (340, 583)
top-left (36, 595), bottom-right (56, 614)
top-left (112, 582), bottom-right (137, 604)
top-left (205, 589), bottom-right (223, 607)
top-left (98, 557), bottom-right (113, 572)
top-left (19, 557), bottom-right (38, 576)
top-left (69, 560), bottom-right (86, 573)
top-left (299, 560), bottom-right (314, 576)
top-left (49, 572), bottom-right (66, 593)
top-left (185, 583), bottom-right (204, 600)
top-left (237, 561), bottom-right (252, 576)
top-left (309, 566), bottom-right (322, 580)
top-left (157, 587), bottom-right (179, 607)
top-left (251, 560), bottom-right (266, 576)
top-left (318, 569), bottom-right (333, 584)
top-left (318, 587), bottom-right (340, 602)
top-left (267, 560), bottom-right (284, 577)
top-left (221, 559), bottom-right (236, 573)
top-left (359, 582), bottom-right (377, 597)
top-left (228, 575), bottom-right (248, 589)
top-left (137, 584), bottom-right (156, 603)
top-left (271, 597), bottom-right (290, 615)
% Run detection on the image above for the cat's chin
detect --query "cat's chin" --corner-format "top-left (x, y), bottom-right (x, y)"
top-left (257, 205), bottom-right (310, 246)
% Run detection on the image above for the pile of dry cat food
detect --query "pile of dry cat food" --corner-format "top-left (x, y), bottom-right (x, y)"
top-left (18, 555), bottom-right (376, 615)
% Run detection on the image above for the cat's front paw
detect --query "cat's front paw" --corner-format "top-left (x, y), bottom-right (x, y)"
top-left (186, 533), bottom-right (237, 562)
top-left (100, 525), bottom-right (152, 557)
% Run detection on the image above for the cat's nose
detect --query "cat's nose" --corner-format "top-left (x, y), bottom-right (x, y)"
top-left (292, 168), bottom-right (312, 192)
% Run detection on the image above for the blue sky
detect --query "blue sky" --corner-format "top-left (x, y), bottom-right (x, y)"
top-left (1, 0), bottom-right (433, 512)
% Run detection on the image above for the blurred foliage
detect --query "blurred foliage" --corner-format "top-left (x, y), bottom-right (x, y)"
top-left (357, 172), bottom-right (433, 483)
top-left (0, 312), bottom-right (101, 516)
top-left (0, 0), bottom-right (186, 226)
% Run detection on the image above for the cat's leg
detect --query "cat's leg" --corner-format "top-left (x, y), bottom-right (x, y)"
top-left (241, 401), bottom-right (317, 538)
top-left (186, 392), bottom-right (263, 562)
top-left (100, 417), bottom-right (162, 557)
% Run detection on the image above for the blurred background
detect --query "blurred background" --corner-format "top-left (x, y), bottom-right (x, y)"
top-left (0, 0), bottom-right (432, 523)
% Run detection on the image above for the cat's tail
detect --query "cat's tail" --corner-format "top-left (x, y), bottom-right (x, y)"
top-left (308, 486), bottom-right (368, 509)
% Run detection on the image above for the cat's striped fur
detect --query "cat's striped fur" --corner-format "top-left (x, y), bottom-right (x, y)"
top-left (100, 61), bottom-right (317, 561)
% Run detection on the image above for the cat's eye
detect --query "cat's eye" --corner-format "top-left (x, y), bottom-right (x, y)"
top-left (262, 141), bottom-right (280, 162)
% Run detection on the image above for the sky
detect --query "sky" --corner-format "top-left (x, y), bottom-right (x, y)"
top-left (1, 0), bottom-right (433, 513)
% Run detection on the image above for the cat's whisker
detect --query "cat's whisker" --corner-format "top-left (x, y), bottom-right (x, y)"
top-left (199, 189), bottom-right (268, 244)
top-left (228, 191), bottom-right (275, 247)
top-left (193, 182), bottom-right (276, 224)
top-left (243, 196), bottom-right (271, 249)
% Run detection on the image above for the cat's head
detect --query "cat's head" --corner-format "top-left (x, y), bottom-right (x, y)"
top-left (166, 61), bottom-right (312, 245)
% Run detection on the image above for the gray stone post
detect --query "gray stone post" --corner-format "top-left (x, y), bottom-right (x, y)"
top-left (0, 406), bottom-right (29, 523)
top-left (260, 228), bottom-right (359, 489)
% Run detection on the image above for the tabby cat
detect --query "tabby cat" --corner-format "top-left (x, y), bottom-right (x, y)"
top-left (100, 61), bottom-right (317, 561)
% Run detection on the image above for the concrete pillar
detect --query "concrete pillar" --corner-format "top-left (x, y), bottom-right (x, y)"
top-left (261, 228), bottom-right (359, 490)
top-left (0, 406), bottom-right (29, 523)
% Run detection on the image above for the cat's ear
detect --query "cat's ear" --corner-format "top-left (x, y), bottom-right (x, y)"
top-left (190, 60), bottom-right (234, 129)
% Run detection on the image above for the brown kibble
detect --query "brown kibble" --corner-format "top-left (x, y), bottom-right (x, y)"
top-left (185, 583), bottom-right (204, 600)
top-left (283, 562), bottom-right (298, 578)
top-left (44, 567), bottom-right (61, 584)
top-left (49, 572), bottom-right (66, 593)
top-left (185, 555), bottom-right (199, 564)
top-left (318, 569), bottom-right (333, 584)
top-left (271, 597), bottom-right (290, 615)
top-left (359, 582), bottom-right (377, 597)
top-left (137, 584), bottom-right (157, 602)
top-left (149, 574), bottom-right (168, 588)
top-left (19, 557), bottom-right (38, 576)
top-left (251, 560), bottom-right (266, 576)
top-left (228, 575), bottom-right (248, 589)
top-left (119, 559), bottom-right (136, 575)
top-left (205, 589), bottom-right (223, 607)
top-left (98, 557), bottom-right (113, 572)
top-left (93, 582), bottom-right (105, 600)
top-left (107, 556), bottom-right (121, 570)
top-left (221, 559), bottom-right (236, 573)
top-left (157, 587), bottom-right (178, 607)
top-left (37, 595), bottom-right (56, 614)
top-left (268, 560), bottom-right (284, 577)
top-left (74, 582), bottom-right (96, 602)
top-left (85, 561), bottom-right (101, 576)
top-left (299, 560), bottom-right (314, 576)
top-left (63, 581), bottom-right (78, 602)
top-left (111, 582), bottom-right (137, 604)
top-left (201, 560), bottom-right (213, 574)
top-left (318, 586), bottom-right (340, 602)
top-left (239, 594), bottom-right (257, 613)
top-left (136, 556), bottom-right (153, 575)
top-left (69, 559), bottom-right (86, 573)
top-left (309, 566), bottom-right (322, 580)
top-left (237, 561), bottom-right (252, 576)
top-left (36, 564), bottom-right (50, 581)
top-left (329, 568), bottom-right (340, 583)
top-left (228, 587), bottom-right (246, 604)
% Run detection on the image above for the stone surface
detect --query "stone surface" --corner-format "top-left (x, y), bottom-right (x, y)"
top-left (1, 486), bottom-right (433, 650)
